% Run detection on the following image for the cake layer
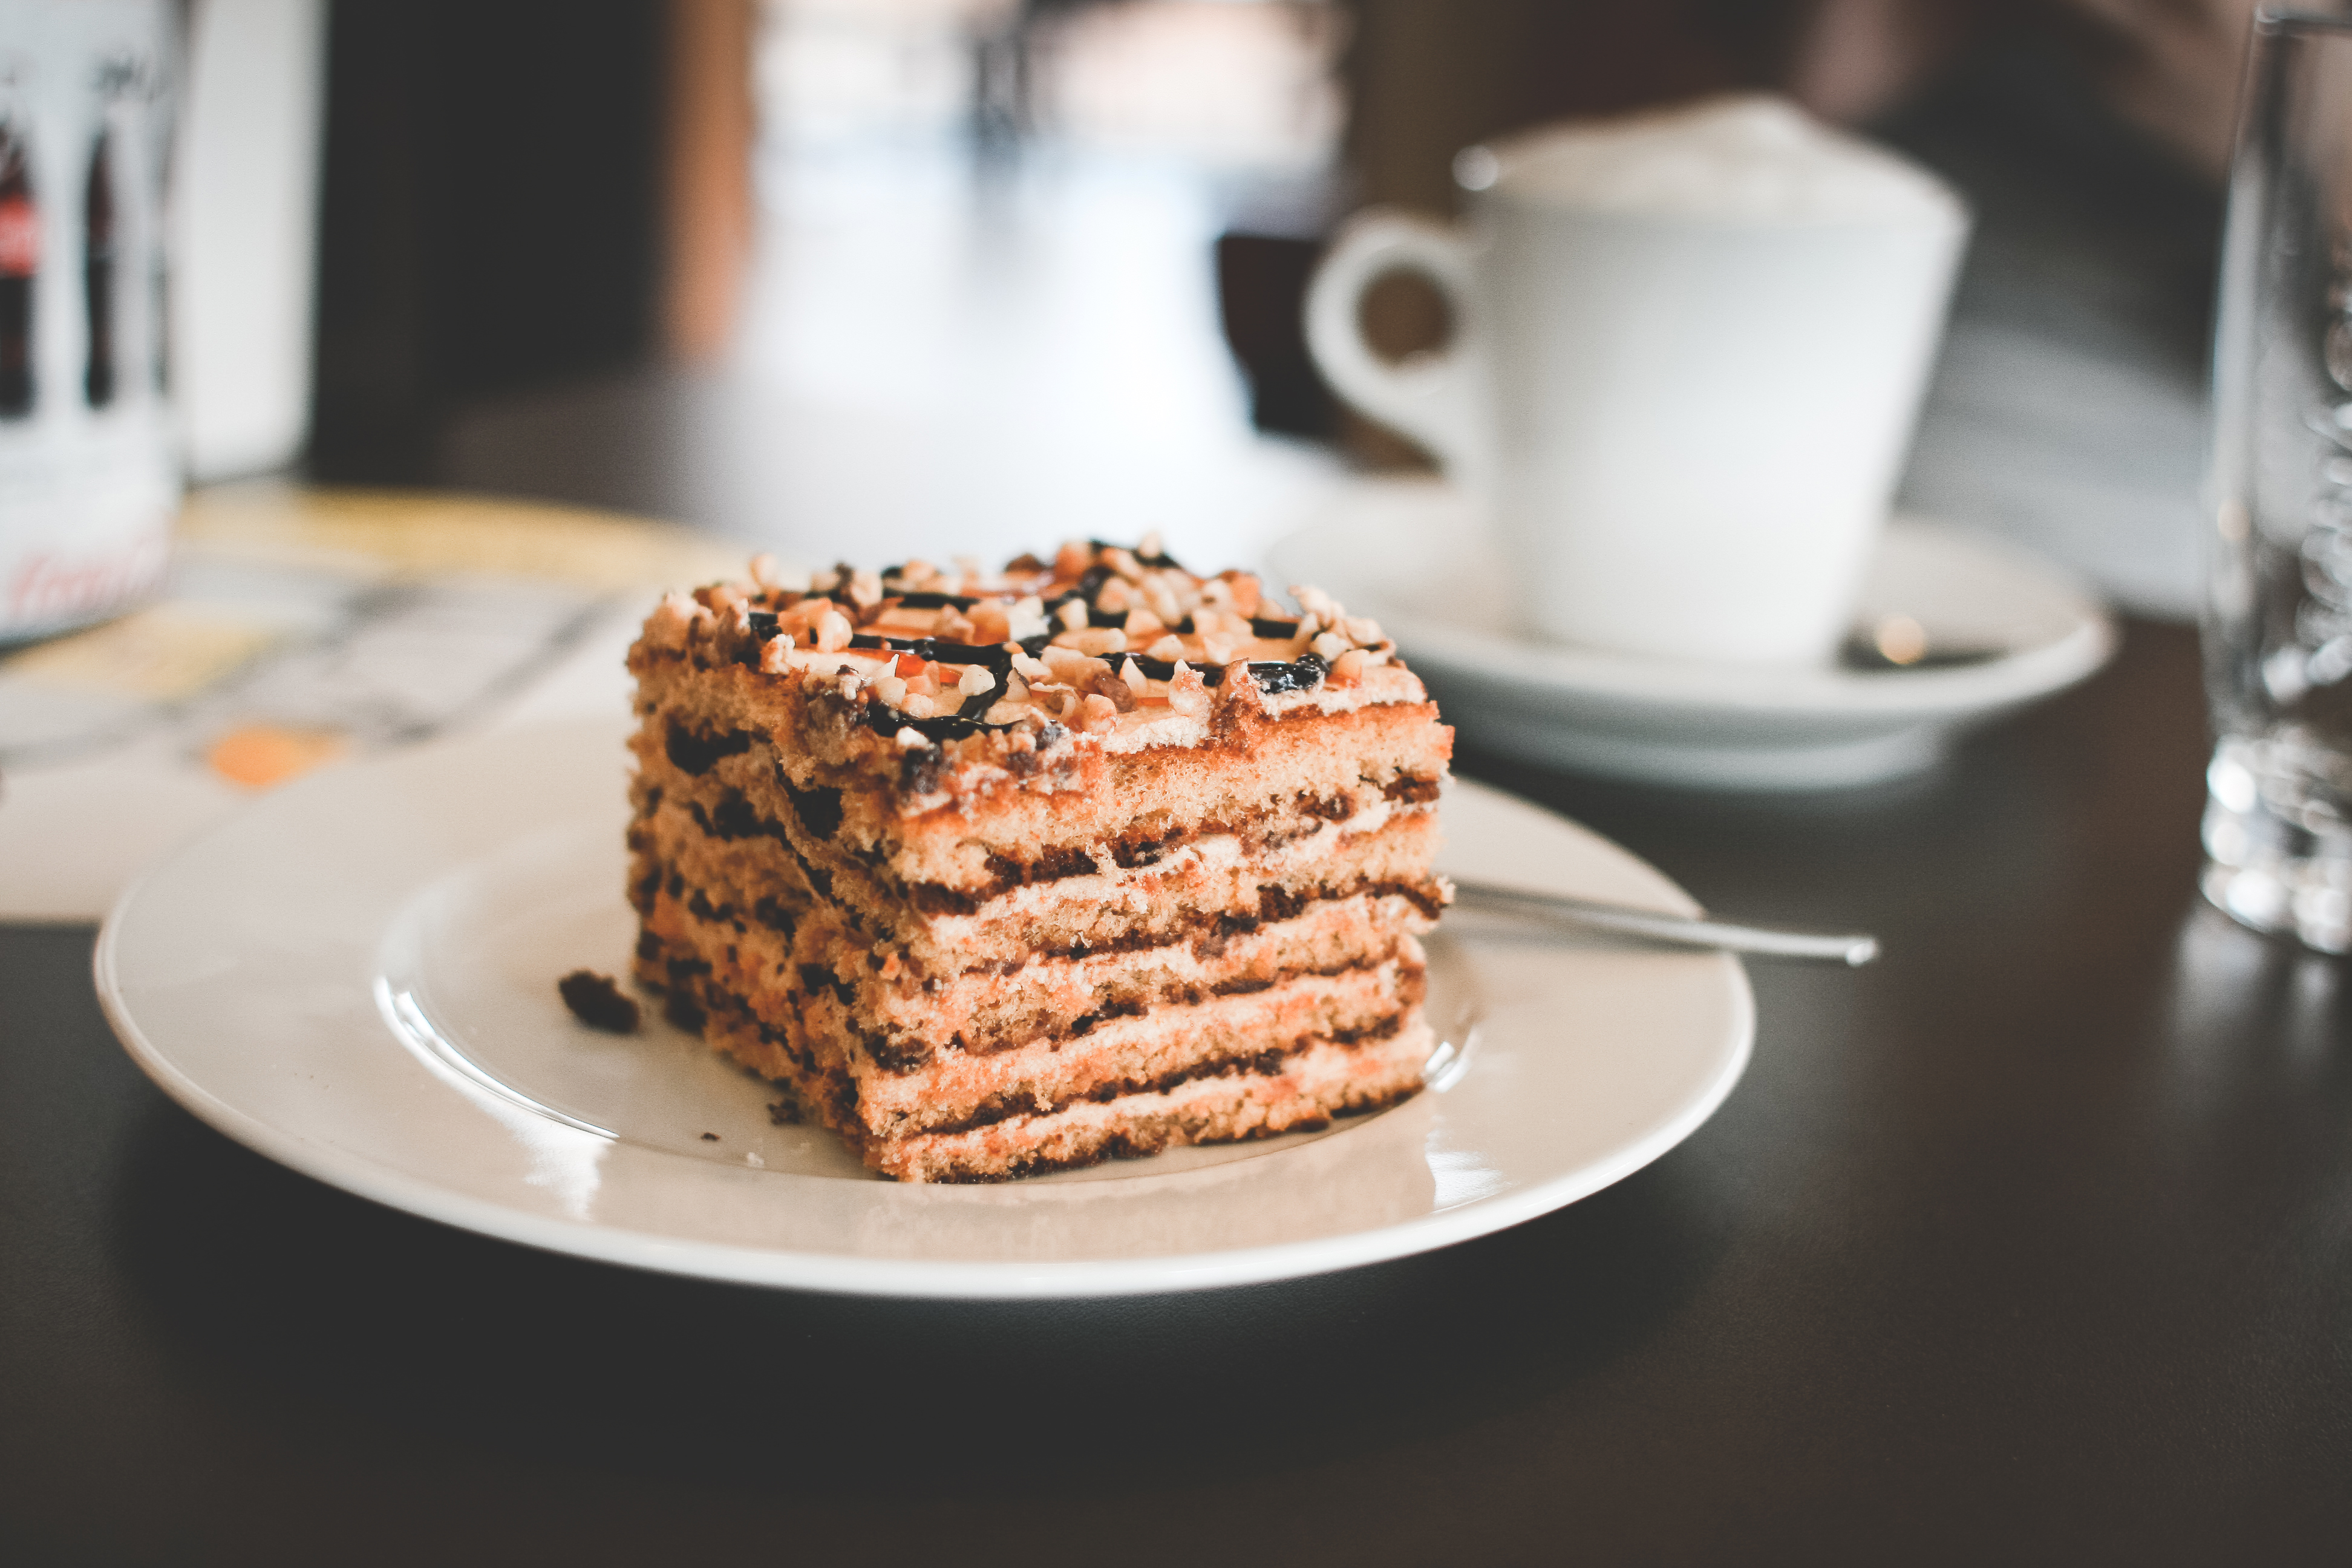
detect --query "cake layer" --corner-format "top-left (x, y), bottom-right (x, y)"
top-left (674, 957), bottom-right (1434, 1181)
top-left (638, 742), bottom-right (1446, 915)
top-left (879, 1024), bottom-right (1433, 1183)
top-left (633, 772), bottom-right (1443, 974)
top-left (640, 891), bottom-right (1425, 1128)
top-left (632, 650), bottom-right (1450, 895)
top-left (635, 863), bottom-right (1432, 1061)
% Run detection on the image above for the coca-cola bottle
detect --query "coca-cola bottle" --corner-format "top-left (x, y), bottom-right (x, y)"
top-left (0, 117), bottom-right (36, 419)
top-left (0, 6), bottom-right (178, 645)
top-left (83, 125), bottom-right (114, 408)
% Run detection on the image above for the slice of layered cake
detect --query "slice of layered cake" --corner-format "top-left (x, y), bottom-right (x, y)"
top-left (627, 538), bottom-right (1452, 1181)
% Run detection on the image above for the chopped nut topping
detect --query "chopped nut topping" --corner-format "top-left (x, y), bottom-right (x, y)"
top-left (1138, 529), bottom-right (1164, 559)
top-left (1042, 645), bottom-right (1108, 685)
top-left (967, 601), bottom-right (1011, 643)
top-left (1167, 661), bottom-right (1210, 717)
top-left (1007, 595), bottom-right (1050, 639)
top-left (1054, 626), bottom-right (1126, 658)
top-left (1207, 607), bottom-right (1256, 641)
top-left (647, 591), bottom-right (702, 650)
top-left (1093, 667), bottom-right (1138, 711)
top-left (895, 725), bottom-right (927, 746)
top-left (707, 537), bottom-right (1419, 745)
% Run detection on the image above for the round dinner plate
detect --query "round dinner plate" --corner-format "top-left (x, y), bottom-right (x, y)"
top-left (96, 719), bottom-right (1753, 1298)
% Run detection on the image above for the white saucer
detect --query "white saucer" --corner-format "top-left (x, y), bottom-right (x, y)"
top-left (96, 719), bottom-right (1752, 1299)
top-left (1267, 479), bottom-right (2117, 789)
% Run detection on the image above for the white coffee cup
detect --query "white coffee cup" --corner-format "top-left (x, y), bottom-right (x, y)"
top-left (1306, 96), bottom-right (1968, 666)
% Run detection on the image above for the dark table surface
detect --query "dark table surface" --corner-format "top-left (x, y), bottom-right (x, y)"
top-left (8, 610), bottom-right (2351, 1565)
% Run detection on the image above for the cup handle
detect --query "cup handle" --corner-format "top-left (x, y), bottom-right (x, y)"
top-left (1305, 207), bottom-right (1485, 483)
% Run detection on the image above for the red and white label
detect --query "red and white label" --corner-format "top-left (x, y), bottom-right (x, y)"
top-left (0, 196), bottom-right (37, 278)
top-left (4, 529), bottom-right (171, 635)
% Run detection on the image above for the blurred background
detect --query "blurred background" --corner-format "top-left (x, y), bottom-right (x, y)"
top-left (189, 0), bottom-right (2243, 607)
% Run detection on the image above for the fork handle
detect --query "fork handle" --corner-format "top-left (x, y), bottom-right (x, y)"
top-left (1449, 881), bottom-right (1880, 966)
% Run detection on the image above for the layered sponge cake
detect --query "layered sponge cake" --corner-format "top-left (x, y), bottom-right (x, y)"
top-left (627, 539), bottom-right (1453, 1181)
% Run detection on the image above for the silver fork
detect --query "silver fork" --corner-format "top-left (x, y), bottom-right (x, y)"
top-left (1449, 880), bottom-right (1880, 965)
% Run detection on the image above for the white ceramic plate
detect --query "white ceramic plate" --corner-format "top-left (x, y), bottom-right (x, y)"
top-left (96, 720), bottom-right (1753, 1298)
top-left (1268, 477), bottom-right (2115, 789)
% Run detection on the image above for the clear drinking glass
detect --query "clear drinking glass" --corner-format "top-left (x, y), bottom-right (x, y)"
top-left (2201, 8), bottom-right (2352, 952)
